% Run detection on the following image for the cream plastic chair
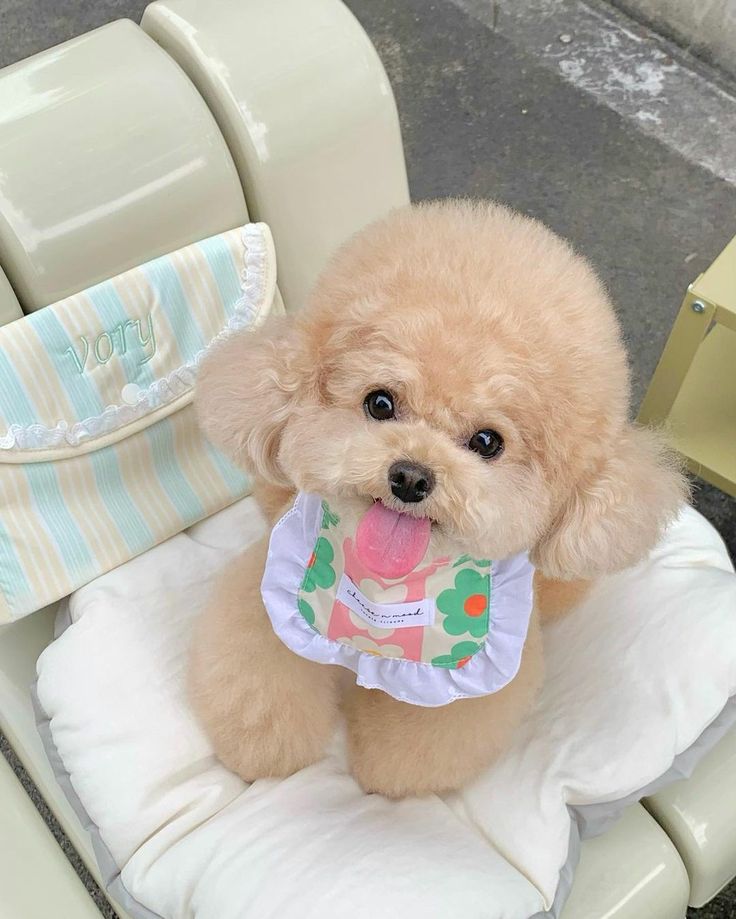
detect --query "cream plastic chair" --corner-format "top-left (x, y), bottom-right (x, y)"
top-left (0, 2), bottom-right (732, 917)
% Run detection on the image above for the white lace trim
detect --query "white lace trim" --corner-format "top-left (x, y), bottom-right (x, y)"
top-left (0, 224), bottom-right (273, 452)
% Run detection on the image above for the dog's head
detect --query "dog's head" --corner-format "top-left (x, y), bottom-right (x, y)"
top-left (197, 201), bottom-right (686, 579)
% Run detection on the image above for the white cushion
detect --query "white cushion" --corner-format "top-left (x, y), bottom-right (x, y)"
top-left (35, 501), bottom-right (736, 918)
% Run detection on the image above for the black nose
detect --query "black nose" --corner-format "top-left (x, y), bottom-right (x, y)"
top-left (388, 461), bottom-right (434, 504)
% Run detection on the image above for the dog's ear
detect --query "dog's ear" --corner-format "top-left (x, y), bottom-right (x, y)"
top-left (531, 425), bottom-right (688, 580)
top-left (195, 316), bottom-right (311, 486)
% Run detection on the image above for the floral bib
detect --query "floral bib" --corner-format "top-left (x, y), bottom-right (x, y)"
top-left (261, 493), bottom-right (535, 707)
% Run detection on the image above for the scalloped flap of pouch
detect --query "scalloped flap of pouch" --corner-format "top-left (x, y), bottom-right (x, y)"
top-left (0, 223), bottom-right (276, 461)
top-left (0, 223), bottom-right (276, 621)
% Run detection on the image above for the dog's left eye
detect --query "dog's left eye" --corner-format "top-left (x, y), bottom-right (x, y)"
top-left (364, 389), bottom-right (396, 421)
top-left (468, 429), bottom-right (504, 459)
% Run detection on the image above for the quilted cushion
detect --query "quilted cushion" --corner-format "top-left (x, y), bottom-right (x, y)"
top-left (35, 500), bottom-right (736, 918)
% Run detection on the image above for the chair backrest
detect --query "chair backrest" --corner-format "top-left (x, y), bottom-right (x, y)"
top-left (142, 0), bottom-right (410, 313)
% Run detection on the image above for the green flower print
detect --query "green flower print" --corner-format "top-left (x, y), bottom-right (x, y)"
top-left (298, 598), bottom-right (316, 628)
top-left (321, 500), bottom-right (340, 530)
top-left (452, 554), bottom-right (491, 568)
top-left (437, 568), bottom-right (490, 637)
top-left (431, 640), bottom-right (483, 669)
top-left (301, 537), bottom-right (336, 592)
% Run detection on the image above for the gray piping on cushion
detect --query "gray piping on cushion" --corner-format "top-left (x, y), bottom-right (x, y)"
top-left (53, 599), bottom-right (72, 639)
top-left (37, 602), bottom-right (736, 919)
top-left (531, 694), bottom-right (736, 919)
top-left (31, 686), bottom-right (164, 919)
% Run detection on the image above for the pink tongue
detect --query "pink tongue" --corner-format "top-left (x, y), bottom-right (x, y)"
top-left (355, 501), bottom-right (431, 579)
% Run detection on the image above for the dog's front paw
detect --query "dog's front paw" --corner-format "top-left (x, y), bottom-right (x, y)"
top-left (345, 624), bottom-right (544, 798)
top-left (345, 687), bottom-right (480, 798)
top-left (216, 716), bottom-right (327, 782)
top-left (348, 740), bottom-right (448, 798)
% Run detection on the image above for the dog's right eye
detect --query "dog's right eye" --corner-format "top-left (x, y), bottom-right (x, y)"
top-left (468, 429), bottom-right (504, 459)
top-left (364, 390), bottom-right (395, 421)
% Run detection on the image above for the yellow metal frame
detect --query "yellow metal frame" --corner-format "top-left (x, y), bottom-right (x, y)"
top-left (639, 235), bottom-right (736, 497)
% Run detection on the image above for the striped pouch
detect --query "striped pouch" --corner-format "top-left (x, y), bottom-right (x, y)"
top-left (0, 223), bottom-right (277, 622)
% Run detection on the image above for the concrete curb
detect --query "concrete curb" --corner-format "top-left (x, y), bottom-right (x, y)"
top-left (610, 1), bottom-right (736, 80)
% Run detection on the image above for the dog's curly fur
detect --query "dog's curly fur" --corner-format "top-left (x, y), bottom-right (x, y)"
top-left (190, 200), bottom-right (687, 797)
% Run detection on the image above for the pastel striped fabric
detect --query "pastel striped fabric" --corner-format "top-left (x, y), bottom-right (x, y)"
top-left (0, 223), bottom-right (276, 621)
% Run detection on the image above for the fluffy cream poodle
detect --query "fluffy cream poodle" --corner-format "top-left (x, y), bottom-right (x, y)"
top-left (191, 200), bottom-right (686, 798)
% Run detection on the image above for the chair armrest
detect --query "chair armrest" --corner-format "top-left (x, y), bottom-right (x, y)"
top-left (0, 743), bottom-right (107, 918)
top-left (645, 725), bottom-right (736, 907)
